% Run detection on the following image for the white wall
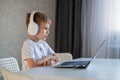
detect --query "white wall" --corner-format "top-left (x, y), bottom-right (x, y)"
top-left (0, 0), bottom-right (56, 67)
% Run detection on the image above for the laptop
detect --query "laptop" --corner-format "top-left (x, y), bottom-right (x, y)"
top-left (54, 40), bottom-right (105, 69)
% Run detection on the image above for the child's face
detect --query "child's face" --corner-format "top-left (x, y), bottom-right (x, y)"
top-left (36, 22), bottom-right (50, 41)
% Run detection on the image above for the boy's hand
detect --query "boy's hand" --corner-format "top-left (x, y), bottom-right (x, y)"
top-left (51, 54), bottom-right (60, 62)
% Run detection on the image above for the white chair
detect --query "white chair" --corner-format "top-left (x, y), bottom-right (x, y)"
top-left (1, 68), bottom-right (32, 80)
top-left (56, 53), bottom-right (72, 62)
top-left (0, 57), bottom-right (20, 72)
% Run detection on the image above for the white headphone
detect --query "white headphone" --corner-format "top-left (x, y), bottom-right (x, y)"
top-left (28, 11), bottom-right (39, 35)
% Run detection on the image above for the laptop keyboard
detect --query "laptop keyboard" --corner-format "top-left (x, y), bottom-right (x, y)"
top-left (61, 61), bottom-right (90, 66)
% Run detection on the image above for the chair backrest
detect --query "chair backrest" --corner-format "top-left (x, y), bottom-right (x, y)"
top-left (56, 53), bottom-right (72, 62)
top-left (1, 68), bottom-right (32, 80)
top-left (0, 57), bottom-right (20, 72)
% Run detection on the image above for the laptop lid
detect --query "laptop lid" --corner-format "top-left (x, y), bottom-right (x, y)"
top-left (85, 40), bottom-right (105, 67)
top-left (54, 40), bottom-right (105, 68)
top-left (90, 40), bottom-right (105, 62)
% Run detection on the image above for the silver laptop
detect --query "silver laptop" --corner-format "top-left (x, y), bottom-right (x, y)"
top-left (54, 40), bottom-right (105, 69)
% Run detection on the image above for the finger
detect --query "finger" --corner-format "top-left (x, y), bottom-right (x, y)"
top-left (43, 61), bottom-right (47, 66)
top-left (47, 60), bottom-right (51, 66)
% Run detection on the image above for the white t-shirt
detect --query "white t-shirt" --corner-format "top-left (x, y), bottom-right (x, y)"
top-left (21, 39), bottom-right (54, 70)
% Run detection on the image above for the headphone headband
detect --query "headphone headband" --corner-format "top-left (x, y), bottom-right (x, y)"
top-left (28, 11), bottom-right (39, 35)
top-left (30, 11), bottom-right (36, 23)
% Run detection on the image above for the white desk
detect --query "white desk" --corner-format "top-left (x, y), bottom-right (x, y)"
top-left (19, 58), bottom-right (120, 80)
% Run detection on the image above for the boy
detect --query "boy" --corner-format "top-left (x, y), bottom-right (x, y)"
top-left (21, 11), bottom-right (59, 70)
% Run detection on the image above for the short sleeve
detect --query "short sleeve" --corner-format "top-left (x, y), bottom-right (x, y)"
top-left (22, 42), bottom-right (35, 60)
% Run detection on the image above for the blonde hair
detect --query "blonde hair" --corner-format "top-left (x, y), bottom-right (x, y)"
top-left (26, 12), bottom-right (51, 29)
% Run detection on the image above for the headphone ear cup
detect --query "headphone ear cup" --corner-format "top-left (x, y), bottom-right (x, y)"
top-left (28, 11), bottom-right (39, 35)
top-left (28, 22), bottom-right (39, 35)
